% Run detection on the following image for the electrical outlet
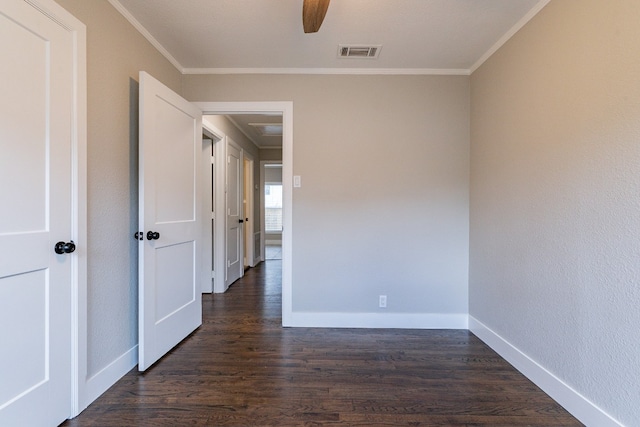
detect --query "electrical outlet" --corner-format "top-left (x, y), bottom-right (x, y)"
top-left (379, 295), bottom-right (387, 308)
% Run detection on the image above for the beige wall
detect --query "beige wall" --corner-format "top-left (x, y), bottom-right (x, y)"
top-left (184, 74), bottom-right (470, 315)
top-left (260, 148), bottom-right (283, 161)
top-left (55, 0), bottom-right (182, 379)
top-left (470, 1), bottom-right (640, 424)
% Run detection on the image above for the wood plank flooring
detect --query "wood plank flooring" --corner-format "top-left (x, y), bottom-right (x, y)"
top-left (63, 261), bottom-right (582, 426)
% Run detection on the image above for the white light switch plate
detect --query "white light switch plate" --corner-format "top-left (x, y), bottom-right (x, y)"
top-left (293, 175), bottom-right (301, 187)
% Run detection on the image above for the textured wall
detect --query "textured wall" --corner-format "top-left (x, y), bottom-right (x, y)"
top-left (184, 74), bottom-right (470, 316)
top-left (470, 1), bottom-right (640, 424)
top-left (54, 0), bottom-right (182, 377)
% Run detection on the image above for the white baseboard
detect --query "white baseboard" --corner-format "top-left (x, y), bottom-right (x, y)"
top-left (82, 345), bottom-right (138, 410)
top-left (469, 316), bottom-right (623, 427)
top-left (76, 315), bottom-right (623, 426)
top-left (288, 312), bottom-right (468, 329)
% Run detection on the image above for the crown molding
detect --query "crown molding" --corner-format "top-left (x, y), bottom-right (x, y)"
top-left (470, 0), bottom-right (551, 74)
top-left (110, 0), bottom-right (550, 77)
top-left (108, 0), bottom-right (184, 72)
top-left (225, 115), bottom-right (261, 150)
top-left (183, 67), bottom-right (470, 76)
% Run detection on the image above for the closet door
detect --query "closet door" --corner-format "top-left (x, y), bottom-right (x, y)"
top-left (0, 0), bottom-right (81, 423)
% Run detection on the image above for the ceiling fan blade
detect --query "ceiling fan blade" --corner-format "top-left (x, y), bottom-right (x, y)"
top-left (303, 0), bottom-right (330, 33)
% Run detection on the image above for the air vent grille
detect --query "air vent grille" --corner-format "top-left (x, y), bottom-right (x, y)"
top-left (338, 45), bottom-right (381, 59)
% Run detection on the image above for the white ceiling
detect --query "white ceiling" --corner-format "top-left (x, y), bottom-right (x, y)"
top-left (224, 113), bottom-right (283, 149)
top-left (113, 0), bottom-right (548, 148)
top-left (111, 0), bottom-right (548, 74)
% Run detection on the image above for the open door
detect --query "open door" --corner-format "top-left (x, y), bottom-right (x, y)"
top-left (138, 72), bottom-right (202, 371)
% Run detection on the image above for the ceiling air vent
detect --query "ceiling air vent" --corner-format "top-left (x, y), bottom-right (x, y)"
top-left (338, 45), bottom-right (381, 59)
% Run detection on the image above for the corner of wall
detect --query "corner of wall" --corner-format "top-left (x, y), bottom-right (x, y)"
top-left (82, 346), bottom-right (138, 411)
top-left (469, 317), bottom-right (623, 427)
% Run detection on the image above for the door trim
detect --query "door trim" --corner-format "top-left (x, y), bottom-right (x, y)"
top-left (194, 102), bottom-right (293, 326)
top-left (201, 125), bottom-right (224, 294)
top-left (202, 120), bottom-right (227, 293)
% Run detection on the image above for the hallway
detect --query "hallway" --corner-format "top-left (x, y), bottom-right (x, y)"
top-left (64, 261), bottom-right (580, 426)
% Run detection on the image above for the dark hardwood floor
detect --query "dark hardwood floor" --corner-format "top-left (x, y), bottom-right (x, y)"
top-left (63, 261), bottom-right (582, 426)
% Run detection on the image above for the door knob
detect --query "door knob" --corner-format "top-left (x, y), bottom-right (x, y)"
top-left (146, 231), bottom-right (160, 240)
top-left (54, 240), bottom-right (76, 254)
top-left (239, 219), bottom-right (244, 223)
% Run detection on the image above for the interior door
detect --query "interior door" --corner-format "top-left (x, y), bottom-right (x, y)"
top-left (138, 71), bottom-right (202, 371)
top-left (226, 140), bottom-right (244, 286)
top-left (0, 1), bottom-right (74, 424)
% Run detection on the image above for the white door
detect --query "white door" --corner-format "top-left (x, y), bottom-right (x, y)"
top-left (0, 1), bottom-right (75, 424)
top-left (226, 140), bottom-right (244, 286)
top-left (138, 72), bottom-right (202, 371)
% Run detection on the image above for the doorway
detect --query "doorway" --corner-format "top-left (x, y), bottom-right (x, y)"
top-left (201, 129), bottom-right (223, 294)
top-left (196, 102), bottom-right (293, 326)
top-left (261, 162), bottom-right (283, 261)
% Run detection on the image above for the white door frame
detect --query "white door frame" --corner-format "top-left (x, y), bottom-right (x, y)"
top-left (201, 136), bottom-right (213, 294)
top-left (201, 125), bottom-right (224, 293)
top-left (202, 120), bottom-right (226, 294)
top-left (195, 102), bottom-right (293, 326)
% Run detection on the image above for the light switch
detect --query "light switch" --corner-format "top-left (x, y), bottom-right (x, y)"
top-left (293, 175), bottom-right (301, 187)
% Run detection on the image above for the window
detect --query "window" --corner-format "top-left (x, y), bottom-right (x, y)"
top-left (264, 184), bottom-right (282, 232)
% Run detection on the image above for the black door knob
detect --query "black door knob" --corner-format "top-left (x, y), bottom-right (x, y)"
top-left (147, 231), bottom-right (160, 240)
top-left (54, 240), bottom-right (76, 254)
top-left (239, 219), bottom-right (244, 223)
